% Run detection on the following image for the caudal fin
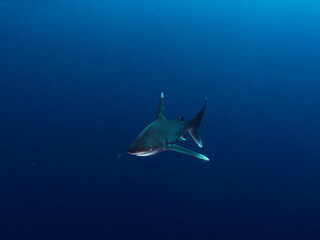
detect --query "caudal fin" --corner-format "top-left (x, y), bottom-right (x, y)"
top-left (188, 98), bottom-right (207, 148)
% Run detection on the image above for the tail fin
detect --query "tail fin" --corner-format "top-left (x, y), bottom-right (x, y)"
top-left (188, 98), bottom-right (207, 148)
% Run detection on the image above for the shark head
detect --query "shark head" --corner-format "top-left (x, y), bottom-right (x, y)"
top-left (127, 136), bottom-right (162, 157)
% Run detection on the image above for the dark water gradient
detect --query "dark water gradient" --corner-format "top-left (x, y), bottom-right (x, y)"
top-left (1, 0), bottom-right (320, 239)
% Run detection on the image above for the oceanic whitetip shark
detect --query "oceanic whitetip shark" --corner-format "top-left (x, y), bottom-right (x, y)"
top-left (126, 92), bottom-right (209, 161)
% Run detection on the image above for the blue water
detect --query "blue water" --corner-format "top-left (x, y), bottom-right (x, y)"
top-left (1, 1), bottom-right (320, 239)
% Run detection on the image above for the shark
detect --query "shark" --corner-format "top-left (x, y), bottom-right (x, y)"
top-left (126, 92), bottom-right (209, 161)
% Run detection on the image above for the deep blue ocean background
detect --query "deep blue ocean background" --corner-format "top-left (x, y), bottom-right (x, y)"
top-left (1, 0), bottom-right (320, 239)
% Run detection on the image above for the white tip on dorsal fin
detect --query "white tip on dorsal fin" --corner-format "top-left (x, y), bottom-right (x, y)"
top-left (156, 92), bottom-right (166, 119)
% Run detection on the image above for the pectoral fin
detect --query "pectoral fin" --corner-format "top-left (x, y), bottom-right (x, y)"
top-left (167, 144), bottom-right (209, 161)
top-left (179, 134), bottom-right (186, 141)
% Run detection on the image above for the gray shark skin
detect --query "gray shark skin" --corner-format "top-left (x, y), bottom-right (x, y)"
top-left (127, 92), bottom-right (209, 161)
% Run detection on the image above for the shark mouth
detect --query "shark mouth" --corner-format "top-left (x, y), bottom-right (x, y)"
top-left (128, 150), bottom-right (156, 157)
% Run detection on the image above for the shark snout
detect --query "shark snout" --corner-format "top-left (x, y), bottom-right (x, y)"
top-left (127, 143), bottom-right (135, 154)
top-left (127, 141), bottom-right (144, 155)
top-left (127, 140), bottom-right (159, 157)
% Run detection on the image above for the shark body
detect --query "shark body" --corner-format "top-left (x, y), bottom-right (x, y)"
top-left (127, 92), bottom-right (209, 161)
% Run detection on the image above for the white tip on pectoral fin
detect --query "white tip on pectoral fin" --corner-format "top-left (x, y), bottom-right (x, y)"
top-left (198, 153), bottom-right (209, 161)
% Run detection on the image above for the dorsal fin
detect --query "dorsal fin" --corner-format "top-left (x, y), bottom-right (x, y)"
top-left (179, 116), bottom-right (184, 121)
top-left (156, 92), bottom-right (166, 119)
